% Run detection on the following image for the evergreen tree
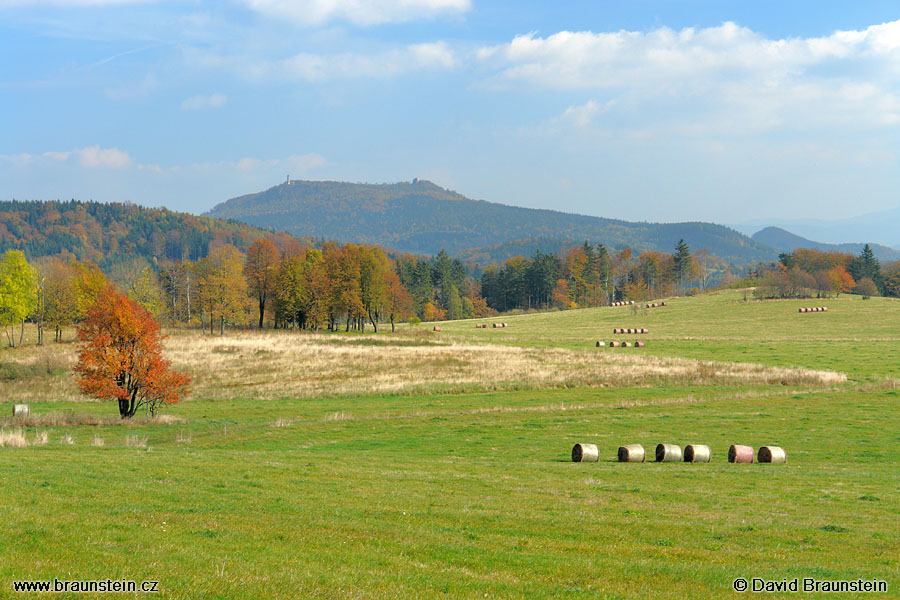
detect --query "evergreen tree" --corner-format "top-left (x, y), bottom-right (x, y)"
top-left (673, 239), bottom-right (692, 294)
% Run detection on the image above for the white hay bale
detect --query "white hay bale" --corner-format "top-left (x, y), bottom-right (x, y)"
top-left (618, 444), bottom-right (645, 462)
top-left (758, 446), bottom-right (786, 464)
top-left (12, 404), bottom-right (29, 417)
top-left (596, 341), bottom-right (604, 347)
top-left (656, 443), bottom-right (682, 462)
top-left (571, 443), bottom-right (599, 462)
top-left (684, 444), bottom-right (711, 463)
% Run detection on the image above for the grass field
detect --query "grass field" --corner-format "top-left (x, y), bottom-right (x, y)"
top-left (1, 290), bottom-right (898, 598)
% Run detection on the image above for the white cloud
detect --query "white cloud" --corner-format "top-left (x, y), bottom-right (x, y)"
top-left (191, 41), bottom-right (457, 82)
top-left (181, 93), bottom-right (228, 111)
top-left (242, 0), bottom-right (470, 26)
top-left (76, 146), bottom-right (132, 168)
top-left (2, 146), bottom-right (132, 169)
top-left (479, 21), bottom-right (900, 90)
top-left (482, 20), bottom-right (900, 135)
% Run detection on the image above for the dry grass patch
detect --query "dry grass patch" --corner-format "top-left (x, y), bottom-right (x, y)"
top-left (0, 428), bottom-right (28, 447)
top-left (270, 417), bottom-right (292, 428)
top-left (92, 434), bottom-right (105, 446)
top-left (60, 432), bottom-right (74, 445)
top-left (0, 412), bottom-right (185, 428)
top-left (125, 435), bottom-right (147, 448)
top-left (162, 330), bottom-right (846, 401)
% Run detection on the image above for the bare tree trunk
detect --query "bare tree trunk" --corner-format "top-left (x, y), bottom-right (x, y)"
top-left (220, 315), bottom-right (224, 335)
top-left (19, 320), bottom-right (25, 346)
top-left (369, 309), bottom-right (378, 333)
top-left (390, 315), bottom-right (395, 333)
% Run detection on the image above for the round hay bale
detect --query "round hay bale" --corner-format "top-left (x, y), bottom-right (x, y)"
top-left (656, 443), bottom-right (682, 462)
top-left (798, 308), bottom-right (805, 313)
top-left (618, 444), bottom-right (645, 462)
top-left (492, 323), bottom-right (499, 328)
top-left (758, 446), bottom-right (786, 464)
top-left (572, 443), bottom-right (599, 462)
top-left (609, 341), bottom-right (620, 348)
top-left (728, 444), bottom-right (754, 463)
top-left (662, 301), bottom-right (668, 306)
top-left (621, 341), bottom-right (629, 348)
top-left (596, 341), bottom-right (604, 347)
top-left (503, 323), bottom-right (508, 327)
top-left (613, 328), bottom-right (620, 334)
top-left (433, 326), bottom-right (441, 332)
top-left (12, 404), bottom-right (29, 417)
top-left (633, 341), bottom-right (645, 348)
top-left (684, 444), bottom-right (711, 463)
top-left (823, 306), bottom-right (828, 311)
top-left (642, 328), bottom-right (649, 334)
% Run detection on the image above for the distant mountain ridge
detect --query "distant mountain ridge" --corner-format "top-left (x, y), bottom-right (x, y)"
top-left (206, 179), bottom-right (777, 265)
top-left (751, 226), bottom-right (900, 262)
top-left (735, 206), bottom-right (900, 249)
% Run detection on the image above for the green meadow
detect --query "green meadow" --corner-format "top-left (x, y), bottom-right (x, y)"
top-left (1, 290), bottom-right (898, 599)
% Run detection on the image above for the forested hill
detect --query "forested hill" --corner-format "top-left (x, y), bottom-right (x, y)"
top-left (0, 200), bottom-right (315, 267)
top-left (206, 179), bottom-right (777, 265)
top-left (751, 226), bottom-right (900, 262)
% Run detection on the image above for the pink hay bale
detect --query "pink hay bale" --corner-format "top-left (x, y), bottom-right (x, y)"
top-left (609, 341), bottom-right (620, 348)
top-left (503, 323), bottom-right (508, 328)
top-left (433, 326), bottom-right (441, 332)
top-left (798, 308), bottom-right (805, 313)
top-left (492, 323), bottom-right (499, 328)
top-left (633, 341), bottom-right (645, 348)
top-left (728, 444), bottom-right (754, 463)
top-left (823, 306), bottom-right (828, 311)
top-left (642, 328), bottom-right (649, 334)
top-left (662, 301), bottom-right (668, 306)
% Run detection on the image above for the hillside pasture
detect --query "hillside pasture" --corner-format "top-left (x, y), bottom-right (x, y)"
top-left (1, 290), bottom-right (898, 598)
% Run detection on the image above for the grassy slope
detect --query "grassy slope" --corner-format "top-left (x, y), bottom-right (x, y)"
top-left (1, 291), bottom-right (899, 599)
top-left (431, 290), bottom-right (900, 378)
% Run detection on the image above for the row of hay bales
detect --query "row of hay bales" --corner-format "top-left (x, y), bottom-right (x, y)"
top-left (571, 442), bottom-right (786, 463)
top-left (645, 301), bottom-right (668, 309)
top-left (613, 328), bottom-right (648, 334)
top-left (798, 306), bottom-right (828, 313)
top-left (597, 340), bottom-right (645, 347)
top-left (473, 323), bottom-right (510, 329)
top-left (611, 301), bottom-right (635, 306)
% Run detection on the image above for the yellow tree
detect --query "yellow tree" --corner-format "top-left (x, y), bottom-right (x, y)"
top-left (198, 245), bottom-right (248, 335)
top-left (0, 250), bottom-right (38, 347)
top-left (359, 247), bottom-right (390, 332)
top-left (302, 249), bottom-right (329, 331)
top-left (244, 238), bottom-right (281, 328)
top-left (39, 257), bottom-right (81, 342)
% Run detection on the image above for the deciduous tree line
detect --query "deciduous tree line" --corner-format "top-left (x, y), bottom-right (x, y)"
top-left (479, 240), bottom-right (724, 311)
top-left (752, 245), bottom-right (890, 299)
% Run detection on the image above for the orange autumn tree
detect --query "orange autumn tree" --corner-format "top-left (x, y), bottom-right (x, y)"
top-left (75, 288), bottom-right (190, 418)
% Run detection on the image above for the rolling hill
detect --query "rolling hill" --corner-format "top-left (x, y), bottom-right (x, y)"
top-left (205, 179), bottom-right (777, 265)
top-left (751, 226), bottom-right (900, 262)
top-left (0, 199), bottom-right (316, 267)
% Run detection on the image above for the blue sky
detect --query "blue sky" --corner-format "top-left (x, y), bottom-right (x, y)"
top-left (2, 1), bottom-right (899, 225)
